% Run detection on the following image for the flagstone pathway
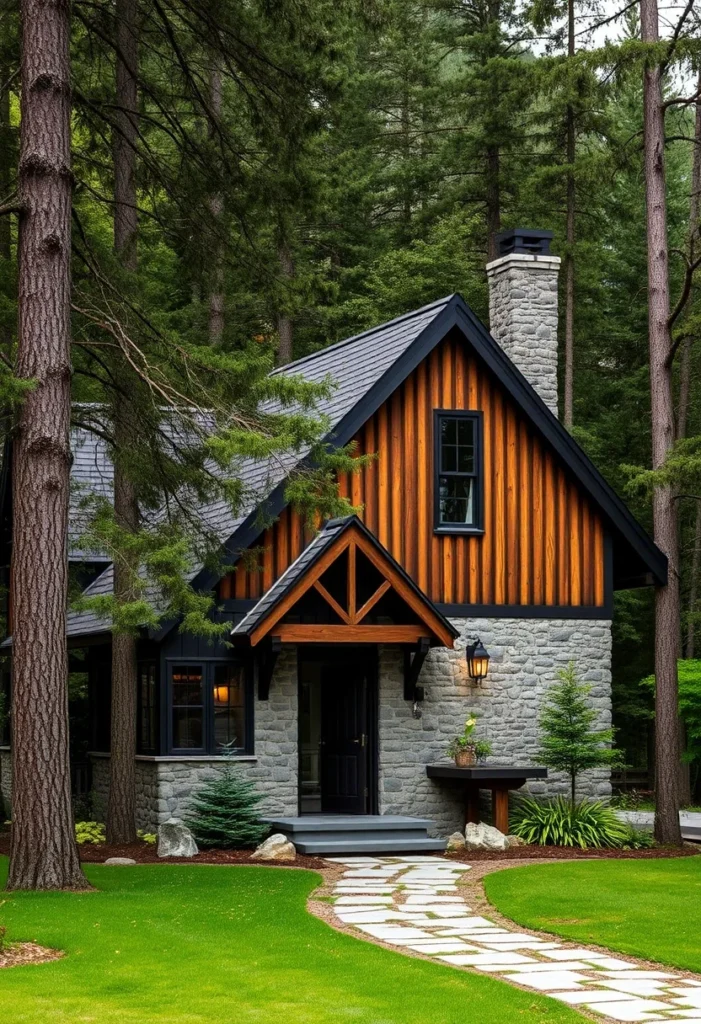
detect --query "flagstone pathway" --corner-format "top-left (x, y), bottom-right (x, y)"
top-left (325, 856), bottom-right (701, 1024)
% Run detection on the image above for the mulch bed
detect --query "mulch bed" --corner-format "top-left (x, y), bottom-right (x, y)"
top-left (446, 843), bottom-right (701, 861)
top-left (0, 942), bottom-right (63, 970)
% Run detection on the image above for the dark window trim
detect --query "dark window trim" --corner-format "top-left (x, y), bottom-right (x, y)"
top-left (433, 409), bottom-right (484, 535)
top-left (165, 657), bottom-right (253, 757)
top-left (136, 660), bottom-right (158, 756)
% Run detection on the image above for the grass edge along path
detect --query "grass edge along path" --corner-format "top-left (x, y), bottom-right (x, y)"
top-left (0, 857), bottom-right (586, 1024)
top-left (484, 856), bottom-right (701, 975)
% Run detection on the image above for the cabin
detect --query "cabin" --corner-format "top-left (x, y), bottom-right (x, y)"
top-left (0, 229), bottom-right (666, 849)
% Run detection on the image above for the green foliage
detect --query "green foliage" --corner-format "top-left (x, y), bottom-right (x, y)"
top-left (75, 821), bottom-right (106, 845)
top-left (539, 663), bottom-right (622, 804)
top-left (511, 797), bottom-right (640, 849)
top-left (445, 713), bottom-right (491, 759)
top-left (185, 767), bottom-right (269, 849)
top-left (137, 830), bottom-right (157, 845)
top-left (641, 660), bottom-right (701, 790)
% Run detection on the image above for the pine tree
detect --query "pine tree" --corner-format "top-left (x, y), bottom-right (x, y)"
top-left (538, 662), bottom-right (620, 806)
top-left (185, 767), bottom-right (269, 849)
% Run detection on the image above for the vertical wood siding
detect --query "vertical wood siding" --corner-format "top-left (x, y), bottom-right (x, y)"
top-left (220, 333), bottom-right (606, 607)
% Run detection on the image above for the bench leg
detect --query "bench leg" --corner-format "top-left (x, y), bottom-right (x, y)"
top-left (492, 788), bottom-right (509, 834)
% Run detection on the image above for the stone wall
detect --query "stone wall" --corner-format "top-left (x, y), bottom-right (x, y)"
top-left (486, 253), bottom-right (561, 417)
top-left (0, 747), bottom-right (11, 817)
top-left (378, 616), bottom-right (613, 835)
top-left (89, 646), bottom-right (299, 830)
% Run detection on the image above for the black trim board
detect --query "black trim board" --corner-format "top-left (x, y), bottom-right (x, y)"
top-left (435, 603), bottom-right (613, 620)
top-left (191, 295), bottom-right (665, 595)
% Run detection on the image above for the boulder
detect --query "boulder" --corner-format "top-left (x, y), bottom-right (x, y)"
top-left (464, 822), bottom-right (509, 851)
top-left (506, 834), bottom-right (526, 848)
top-left (157, 818), bottom-right (199, 859)
top-left (104, 857), bottom-right (137, 866)
top-left (251, 833), bottom-right (296, 861)
top-left (446, 831), bottom-right (466, 852)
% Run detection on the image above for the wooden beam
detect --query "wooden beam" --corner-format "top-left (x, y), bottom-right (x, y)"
top-left (353, 579), bottom-right (391, 624)
top-left (275, 624), bottom-right (429, 643)
top-left (313, 580), bottom-right (352, 624)
top-left (404, 636), bottom-right (431, 700)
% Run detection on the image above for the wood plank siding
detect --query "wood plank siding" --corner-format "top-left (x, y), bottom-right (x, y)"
top-left (220, 332), bottom-right (607, 608)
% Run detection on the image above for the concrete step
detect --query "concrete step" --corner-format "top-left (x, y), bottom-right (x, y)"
top-left (295, 836), bottom-right (447, 855)
top-left (265, 815), bottom-right (435, 834)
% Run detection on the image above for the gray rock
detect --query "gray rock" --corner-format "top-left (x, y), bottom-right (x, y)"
top-left (104, 857), bottom-right (137, 866)
top-left (251, 833), bottom-right (296, 861)
top-left (157, 818), bottom-right (198, 858)
top-left (506, 834), bottom-right (526, 848)
top-left (465, 822), bottom-right (509, 851)
top-left (446, 831), bottom-right (466, 851)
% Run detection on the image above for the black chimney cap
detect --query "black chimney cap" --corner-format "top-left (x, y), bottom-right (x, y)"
top-left (496, 228), bottom-right (553, 257)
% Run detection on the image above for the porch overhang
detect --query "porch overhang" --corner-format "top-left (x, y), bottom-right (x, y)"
top-left (231, 515), bottom-right (458, 651)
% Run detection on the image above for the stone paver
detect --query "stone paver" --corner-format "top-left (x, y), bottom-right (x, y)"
top-left (326, 857), bottom-right (701, 1024)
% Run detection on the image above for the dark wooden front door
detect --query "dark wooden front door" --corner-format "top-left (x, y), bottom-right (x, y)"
top-left (320, 663), bottom-right (369, 814)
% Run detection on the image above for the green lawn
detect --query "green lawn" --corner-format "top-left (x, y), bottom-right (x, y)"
top-left (0, 857), bottom-right (585, 1024)
top-left (485, 857), bottom-right (701, 974)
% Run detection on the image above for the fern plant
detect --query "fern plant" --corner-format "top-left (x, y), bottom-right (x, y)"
top-left (511, 797), bottom-right (652, 849)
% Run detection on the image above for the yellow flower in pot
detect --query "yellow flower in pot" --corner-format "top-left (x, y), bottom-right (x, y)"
top-left (446, 714), bottom-right (492, 767)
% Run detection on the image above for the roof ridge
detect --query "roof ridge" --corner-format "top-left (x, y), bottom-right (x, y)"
top-left (269, 295), bottom-right (457, 376)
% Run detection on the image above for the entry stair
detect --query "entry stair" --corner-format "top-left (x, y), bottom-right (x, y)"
top-left (264, 815), bottom-right (446, 855)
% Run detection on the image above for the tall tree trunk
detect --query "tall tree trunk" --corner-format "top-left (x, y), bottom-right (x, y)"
top-left (8, 0), bottom-right (88, 890)
top-left (276, 243), bottom-right (294, 366)
top-left (486, 144), bottom-right (501, 262)
top-left (107, 0), bottom-right (139, 845)
top-left (563, 0), bottom-right (576, 430)
top-left (641, 0), bottom-right (682, 845)
top-left (208, 60), bottom-right (224, 346)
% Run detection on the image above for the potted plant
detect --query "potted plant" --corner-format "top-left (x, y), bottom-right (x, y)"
top-left (446, 715), bottom-right (492, 767)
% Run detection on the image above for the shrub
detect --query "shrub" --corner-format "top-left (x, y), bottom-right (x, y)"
top-left (511, 797), bottom-right (636, 849)
top-left (185, 766), bottom-right (269, 849)
top-left (75, 820), bottom-right (106, 845)
top-left (138, 830), bottom-right (157, 845)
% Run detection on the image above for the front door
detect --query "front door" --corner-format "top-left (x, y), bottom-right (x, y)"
top-left (320, 664), bottom-right (368, 814)
top-left (298, 649), bottom-right (375, 815)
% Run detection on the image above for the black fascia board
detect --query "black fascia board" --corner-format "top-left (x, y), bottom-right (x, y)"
top-left (191, 294), bottom-right (666, 594)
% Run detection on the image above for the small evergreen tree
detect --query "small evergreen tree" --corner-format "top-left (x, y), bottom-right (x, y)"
top-left (539, 662), bottom-right (621, 806)
top-left (185, 767), bottom-right (269, 849)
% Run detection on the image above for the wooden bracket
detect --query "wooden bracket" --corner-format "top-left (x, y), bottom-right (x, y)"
top-left (257, 636), bottom-right (282, 701)
top-left (403, 636), bottom-right (431, 700)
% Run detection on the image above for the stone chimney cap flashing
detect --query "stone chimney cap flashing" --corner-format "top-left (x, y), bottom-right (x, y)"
top-left (495, 227), bottom-right (554, 256)
top-left (486, 252), bottom-right (561, 274)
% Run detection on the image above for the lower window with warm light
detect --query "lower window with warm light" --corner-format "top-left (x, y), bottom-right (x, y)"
top-left (167, 660), bottom-right (251, 756)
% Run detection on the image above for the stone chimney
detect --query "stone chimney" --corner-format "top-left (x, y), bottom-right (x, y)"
top-left (486, 229), bottom-right (561, 417)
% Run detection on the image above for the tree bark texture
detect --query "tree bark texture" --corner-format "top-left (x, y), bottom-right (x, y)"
top-left (0, 67), bottom-right (14, 359)
top-left (641, 0), bottom-right (682, 845)
top-left (208, 60), bottom-right (224, 346)
top-left (107, 0), bottom-right (140, 846)
top-left (8, 0), bottom-right (88, 891)
top-left (276, 244), bottom-right (294, 366)
top-left (563, 0), bottom-right (575, 430)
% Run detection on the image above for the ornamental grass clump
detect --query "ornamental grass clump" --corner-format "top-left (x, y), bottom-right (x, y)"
top-left (185, 766), bottom-right (269, 849)
top-left (511, 796), bottom-right (652, 849)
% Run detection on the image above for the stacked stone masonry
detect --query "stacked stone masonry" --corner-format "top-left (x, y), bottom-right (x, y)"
top-left (486, 253), bottom-right (561, 417)
top-left (83, 619), bottom-right (611, 834)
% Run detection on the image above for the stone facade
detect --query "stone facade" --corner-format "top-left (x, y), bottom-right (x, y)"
top-left (486, 252), bottom-right (561, 417)
top-left (89, 646), bottom-right (299, 830)
top-left (378, 616), bottom-right (613, 835)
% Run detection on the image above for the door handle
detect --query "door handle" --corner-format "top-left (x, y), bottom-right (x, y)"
top-left (353, 735), bottom-right (367, 747)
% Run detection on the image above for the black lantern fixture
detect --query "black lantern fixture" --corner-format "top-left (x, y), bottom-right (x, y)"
top-left (466, 638), bottom-right (490, 683)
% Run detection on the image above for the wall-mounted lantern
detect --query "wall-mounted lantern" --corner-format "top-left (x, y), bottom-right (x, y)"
top-left (213, 684), bottom-right (230, 705)
top-left (466, 639), bottom-right (490, 683)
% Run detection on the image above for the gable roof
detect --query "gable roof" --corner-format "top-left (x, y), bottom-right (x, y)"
top-left (193, 293), bottom-right (666, 592)
top-left (62, 293), bottom-right (666, 641)
top-left (231, 514), bottom-right (459, 648)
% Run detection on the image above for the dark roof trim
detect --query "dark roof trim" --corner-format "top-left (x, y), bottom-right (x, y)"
top-left (232, 514), bottom-right (459, 643)
top-left (192, 294), bottom-right (666, 592)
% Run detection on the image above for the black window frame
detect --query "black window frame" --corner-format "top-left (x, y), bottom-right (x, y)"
top-left (165, 658), bottom-right (253, 756)
top-left (433, 409), bottom-right (484, 534)
top-left (137, 660), bottom-right (159, 756)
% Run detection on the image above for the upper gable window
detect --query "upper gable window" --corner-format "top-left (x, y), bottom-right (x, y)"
top-left (434, 411), bottom-right (483, 533)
